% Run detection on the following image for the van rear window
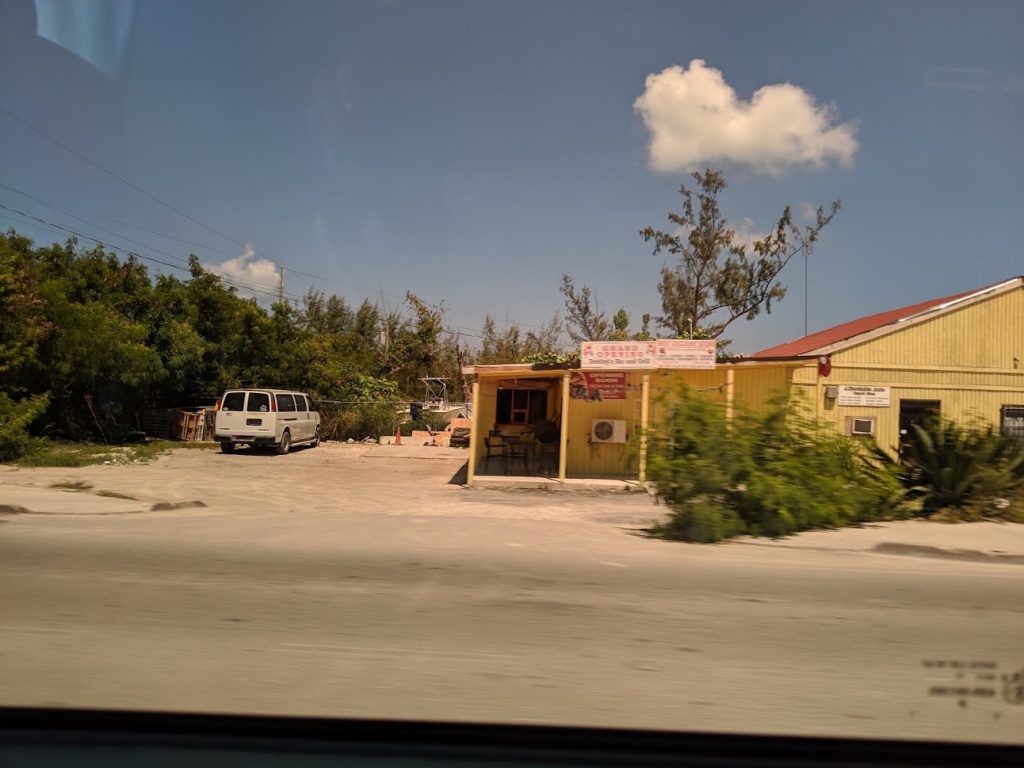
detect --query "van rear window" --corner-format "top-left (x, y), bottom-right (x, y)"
top-left (247, 392), bottom-right (270, 412)
top-left (222, 392), bottom-right (245, 411)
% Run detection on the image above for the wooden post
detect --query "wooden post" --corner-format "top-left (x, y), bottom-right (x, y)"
top-left (638, 373), bottom-right (650, 483)
top-left (558, 372), bottom-right (570, 481)
top-left (725, 367), bottom-right (735, 422)
top-left (467, 379), bottom-right (480, 486)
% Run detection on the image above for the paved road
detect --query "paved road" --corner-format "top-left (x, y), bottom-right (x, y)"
top-left (1, 447), bottom-right (1023, 744)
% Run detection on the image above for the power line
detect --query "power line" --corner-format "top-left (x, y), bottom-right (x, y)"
top-left (0, 203), bottom-right (303, 302)
top-left (0, 107), bottom-right (552, 334)
top-left (0, 200), bottom-right (302, 302)
top-left (0, 185), bottom-right (193, 267)
top-left (0, 182), bottom-right (334, 304)
top-left (0, 210), bottom-right (573, 348)
top-left (0, 209), bottom-right (490, 341)
top-left (0, 105), bottom-right (252, 250)
top-left (0, 179), bottom-right (237, 257)
top-left (0, 109), bottom-right (344, 285)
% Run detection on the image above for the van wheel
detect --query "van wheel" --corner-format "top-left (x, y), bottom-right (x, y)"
top-left (311, 427), bottom-right (320, 447)
top-left (276, 430), bottom-right (291, 455)
top-left (220, 442), bottom-right (235, 454)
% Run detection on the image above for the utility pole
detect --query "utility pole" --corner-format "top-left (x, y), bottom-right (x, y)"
top-left (278, 266), bottom-right (285, 306)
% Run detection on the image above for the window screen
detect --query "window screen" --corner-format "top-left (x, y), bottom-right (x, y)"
top-left (1002, 406), bottom-right (1024, 439)
top-left (496, 389), bottom-right (547, 425)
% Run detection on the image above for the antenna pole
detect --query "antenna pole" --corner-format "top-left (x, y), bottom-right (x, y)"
top-left (804, 244), bottom-right (811, 336)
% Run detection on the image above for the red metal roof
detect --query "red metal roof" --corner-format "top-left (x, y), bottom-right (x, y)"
top-left (750, 283), bottom-right (1000, 359)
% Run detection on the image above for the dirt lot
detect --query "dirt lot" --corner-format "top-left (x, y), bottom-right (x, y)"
top-left (0, 442), bottom-right (666, 527)
top-left (3, 442), bottom-right (1023, 562)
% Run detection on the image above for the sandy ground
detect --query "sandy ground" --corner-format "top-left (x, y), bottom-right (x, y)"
top-left (2, 441), bottom-right (1022, 559)
top-left (1, 443), bottom-right (1023, 744)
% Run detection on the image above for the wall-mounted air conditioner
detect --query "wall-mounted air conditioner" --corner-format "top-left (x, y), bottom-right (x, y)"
top-left (846, 416), bottom-right (877, 437)
top-left (591, 419), bottom-right (627, 443)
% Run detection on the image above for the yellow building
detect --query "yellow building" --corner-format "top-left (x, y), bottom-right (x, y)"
top-left (461, 277), bottom-right (1024, 486)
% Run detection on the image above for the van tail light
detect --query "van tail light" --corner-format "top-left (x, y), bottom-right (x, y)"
top-left (215, 399), bottom-right (221, 411)
top-left (270, 399), bottom-right (277, 412)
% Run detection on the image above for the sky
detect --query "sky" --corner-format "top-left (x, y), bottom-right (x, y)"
top-left (1, 0), bottom-right (1022, 355)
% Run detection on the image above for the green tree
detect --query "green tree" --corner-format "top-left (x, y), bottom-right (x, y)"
top-left (633, 313), bottom-right (653, 341)
top-left (0, 231), bottom-right (48, 391)
top-left (640, 168), bottom-right (840, 339)
top-left (609, 308), bottom-right (630, 341)
top-left (559, 274), bottom-right (610, 342)
top-left (379, 292), bottom-right (445, 395)
top-left (476, 313), bottom-right (563, 364)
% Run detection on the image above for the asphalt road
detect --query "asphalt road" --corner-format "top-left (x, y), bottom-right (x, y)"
top-left (1, 446), bottom-right (1023, 745)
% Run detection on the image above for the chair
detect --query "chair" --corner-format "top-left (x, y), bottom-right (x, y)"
top-left (501, 434), bottom-right (529, 475)
top-left (449, 427), bottom-right (470, 448)
top-left (535, 441), bottom-right (558, 476)
top-left (533, 419), bottom-right (560, 476)
top-left (482, 435), bottom-right (503, 472)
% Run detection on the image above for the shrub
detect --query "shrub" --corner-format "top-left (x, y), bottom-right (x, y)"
top-left (0, 392), bottom-right (49, 462)
top-left (400, 411), bottom-right (451, 435)
top-left (320, 403), bottom-right (396, 441)
top-left (888, 418), bottom-right (1024, 520)
top-left (647, 388), bottom-right (905, 543)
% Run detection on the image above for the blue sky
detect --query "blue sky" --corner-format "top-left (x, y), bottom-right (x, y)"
top-left (1, 0), bottom-right (1021, 354)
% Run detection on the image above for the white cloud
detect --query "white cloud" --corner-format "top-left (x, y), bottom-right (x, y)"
top-left (633, 60), bottom-right (858, 174)
top-left (206, 245), bottom-right (279, 301)
top-left (733, 217), bottom-right (768, 252)
top-left (796, 201), bottom-right (818, 223)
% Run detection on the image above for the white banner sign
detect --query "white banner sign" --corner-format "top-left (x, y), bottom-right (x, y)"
top-left (837, 385), bottom-right (891, 407)
top-left (581, 339), bottom-right (717, 370)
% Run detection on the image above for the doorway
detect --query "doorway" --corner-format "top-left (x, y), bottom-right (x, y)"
top-left (898, 399), bottom-right (940, 458)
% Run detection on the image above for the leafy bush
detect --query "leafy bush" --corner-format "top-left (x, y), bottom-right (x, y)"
top-left (647, 388), bottom-right (905, 542)
top-left (882, 419), bottom-right (1024, 521)
top-left (0, 392), bottom-right (49, 461)
top-left (320, 403), bottom-right (396, 441)
top-left (401, 410), bottom-right (451, 435)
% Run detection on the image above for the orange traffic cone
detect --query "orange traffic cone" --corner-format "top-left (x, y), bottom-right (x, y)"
top-left (393, 425), bottom-right (403, 445)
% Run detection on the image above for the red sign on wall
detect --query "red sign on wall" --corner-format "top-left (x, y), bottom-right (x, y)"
top-left (569, 371), bottom-right (627, 401)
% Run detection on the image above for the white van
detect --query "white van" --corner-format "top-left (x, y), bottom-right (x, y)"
top-left (214, 389), bottom-right (321, 454)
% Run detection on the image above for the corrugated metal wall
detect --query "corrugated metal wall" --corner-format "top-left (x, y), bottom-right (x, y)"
top-left (838, 287), bottom-right (1023, 368)
top-left (732, 365), bottom-right (792, 411)
top-left (565, 371), bottom-right (643, 477)
top-left (472, 379), bottom-right (499, 468)
top-left (789, 286), bottom-right (1024, 453)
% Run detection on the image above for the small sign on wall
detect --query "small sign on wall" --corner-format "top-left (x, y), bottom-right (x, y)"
top-left (570, 371), bottom-right (627, 400)
top-left (837, 385), bottom-right (891, 407)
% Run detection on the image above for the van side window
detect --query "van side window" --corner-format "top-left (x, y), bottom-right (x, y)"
top-left (294, 395), bottom-right (308, 412)
top-left (247, 392), bottom-right (270, 412)
top-left (222, 392), bottom-right (245, 411)
top-left (276, 394), bottom-right (296, 412)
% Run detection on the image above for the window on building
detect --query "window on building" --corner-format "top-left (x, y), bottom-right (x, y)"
top-left (496, 389), bottom-right (548, 425)
top-left (1002, 405), bottom-right (1024, 439)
